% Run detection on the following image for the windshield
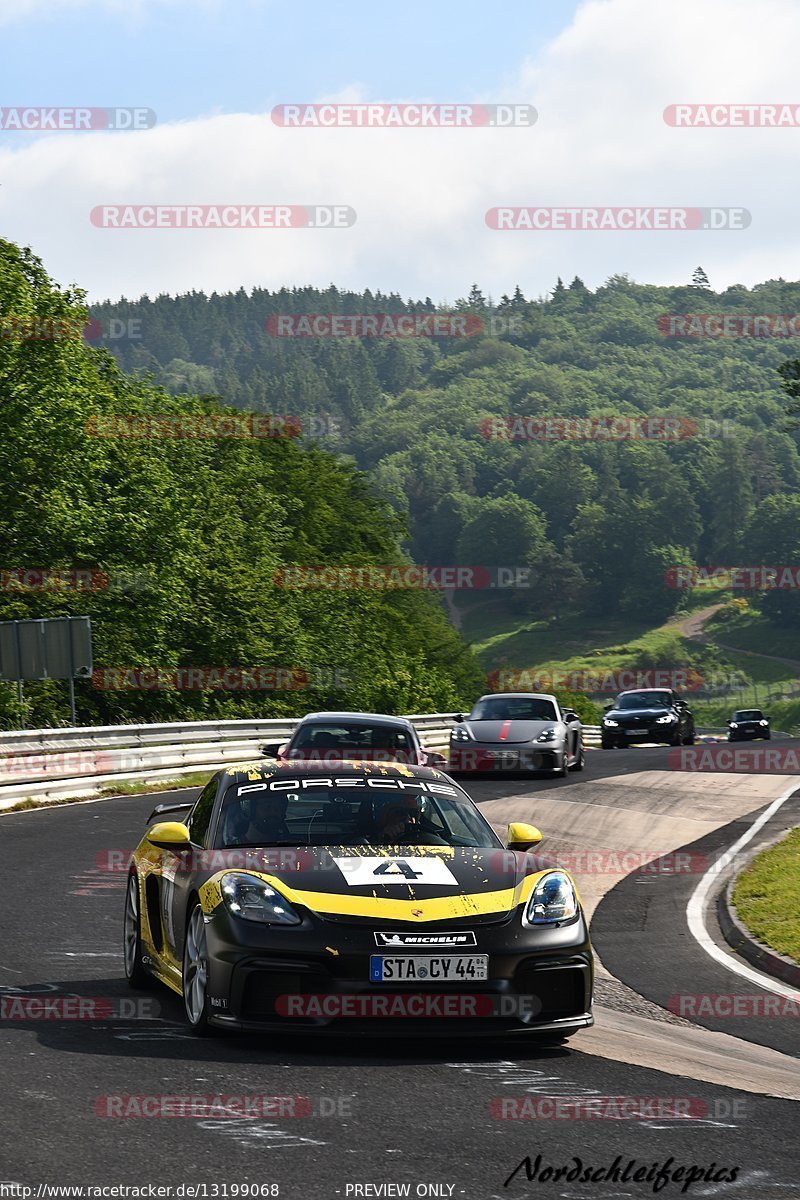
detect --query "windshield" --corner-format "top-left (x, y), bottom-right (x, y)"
top-left (733, 711), bottom-right (763, 721)
top-left (288, 721), bottom-right (417, 761)
top-left (218, 777), bottom-right (499, 849)
top-left (470, 696), bottom-right (558, 722)
top-left (616, 691), bottom-right (672, 710)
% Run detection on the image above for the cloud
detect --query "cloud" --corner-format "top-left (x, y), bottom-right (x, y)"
top-left (1, 0), bottom-right (799, 301)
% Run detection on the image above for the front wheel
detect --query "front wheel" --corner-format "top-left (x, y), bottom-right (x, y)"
top-left (570, 743), bottom-right (585, 771)
top-left (183, 903), bottom-right (213, 1035)
top-left (554, 754), bottom-right (569, 778)
top-left (682, 730), bottom-right (695, 745)
top-left (123, 872), bottom-right (151, 989)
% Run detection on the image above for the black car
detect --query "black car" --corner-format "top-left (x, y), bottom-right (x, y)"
top-left (125, 760), bottom-right (594, 1040)
top-left (601, 688), bottom-right (695, 748)
top-left (727, 709), bottom-right (771, 742)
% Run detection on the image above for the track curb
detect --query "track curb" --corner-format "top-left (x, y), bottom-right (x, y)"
top-left (716, 831), bottom-right (800, 990)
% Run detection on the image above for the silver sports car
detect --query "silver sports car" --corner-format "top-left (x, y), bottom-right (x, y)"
top-left (449, 692), bottom-right (584, 776)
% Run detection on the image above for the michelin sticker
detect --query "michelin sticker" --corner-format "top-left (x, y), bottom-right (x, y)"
top-left (333, 856), bottom-right (459, 887)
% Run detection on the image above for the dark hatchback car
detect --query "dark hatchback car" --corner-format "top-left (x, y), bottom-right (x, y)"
top-left (727, 709), bottom-right (771, 741)
top-left (601, 688), bottom-right (695, 748)
top-left (262, 712), bottom-right (446, 768)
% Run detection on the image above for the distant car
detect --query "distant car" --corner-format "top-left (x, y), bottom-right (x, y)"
top-left (261, 712), bottom-right (446, 768)
top-left (601, 688), bottom-right (695, 749)
top-left (449, 693), bottom-right (584, 776)
top-left (728, 709), bottom-right (771, 742)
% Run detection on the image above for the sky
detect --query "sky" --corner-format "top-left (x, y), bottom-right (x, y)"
top-left (0, 0), bottom-right (798, 303)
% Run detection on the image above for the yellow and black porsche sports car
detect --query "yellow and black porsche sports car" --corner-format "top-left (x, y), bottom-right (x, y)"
top-left (124, 760), bottom-right (593, 1038)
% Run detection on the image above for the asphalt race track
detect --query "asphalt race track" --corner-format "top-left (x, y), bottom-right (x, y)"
top-left (0, 745), bottom-right (798, 1198)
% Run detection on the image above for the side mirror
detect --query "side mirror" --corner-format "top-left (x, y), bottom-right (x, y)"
top-left (506, 822), bottom-right (543, 851)
top-left (603, 701), bottom-right (613, 711)
top-left (146, 821), bottom-right (191, 852)
top-left (562, 711), bottom-right (578, 723)
top-left (454, 713), bottom-right (465, 723)
top-left (424, 750), bottom-right (447, 768)
top-left (261, 741), bottom-right (287, 757)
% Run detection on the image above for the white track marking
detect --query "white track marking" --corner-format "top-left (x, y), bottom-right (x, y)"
top-left (686, 783), bottom-right (800, 1002)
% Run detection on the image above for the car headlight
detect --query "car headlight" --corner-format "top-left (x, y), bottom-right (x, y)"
top-left (655, 714), bottom-right (677, 724)
top-left (536, 728), bottom-right (557, 742)
top-left (525, 872), bottom-right (578, 926)
top-left (220, 873), bottom-right (301, 925)
top-left (760, 720), bottom-right (769, 726)
top-left (730, 722), bottom-right (738, 728)
top-left (451, 727), bottom-right (472, 742)
top-left (603, 718), bottom-right (619, 727)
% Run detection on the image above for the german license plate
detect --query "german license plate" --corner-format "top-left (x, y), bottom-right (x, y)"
top-left (369, 955), bottom-right (488, 983)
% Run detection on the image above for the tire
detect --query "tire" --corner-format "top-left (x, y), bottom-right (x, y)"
top-left (570, 743), bottom-right (585, 772)
top-left (123, 872), bottom-right (151, 989)
top-left (669, 729), bottom-right (682, 747)
top-left (183, 902), bottom-right (213, 1035)
top-left (601, 740), bottom-right (614, 750)
top-left (682, 730), bottom-right (695, 746)
top-left (554, 754), bottom-right (568, 778)
top-left (765, 732), bottom-right (772, 740)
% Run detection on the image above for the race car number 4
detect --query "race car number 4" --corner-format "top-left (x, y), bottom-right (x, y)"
top-left (333, 856), bottom-right (458, 887)
top-left (370, 954), bottom-right (488, 982)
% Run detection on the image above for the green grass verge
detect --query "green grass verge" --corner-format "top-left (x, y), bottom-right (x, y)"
top-left (732, 828), bottom-right (800, 964)
top-left (706, 609), bottom-right (800, 665)
top-left (1, 770), bottom-right (212, 815)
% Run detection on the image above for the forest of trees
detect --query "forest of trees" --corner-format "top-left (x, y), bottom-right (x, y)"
top-left (0, 240), bottom-right (483, 727)
top-left (93, 271), bottom-right (800, 632)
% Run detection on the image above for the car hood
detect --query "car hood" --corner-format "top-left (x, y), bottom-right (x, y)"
top-left (197, 845), bottom-right (555, 925)
top-left (457, 719), bottom-right (560, 744)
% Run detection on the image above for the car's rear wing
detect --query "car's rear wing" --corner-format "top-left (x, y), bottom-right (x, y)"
top-left (147, 800), bottom-right (193, 824)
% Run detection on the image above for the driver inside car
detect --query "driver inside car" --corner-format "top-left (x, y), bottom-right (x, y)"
top-left (223, 793), bottom-right (291, 845)
top-left (367, 795), bottom-right (448, 845)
